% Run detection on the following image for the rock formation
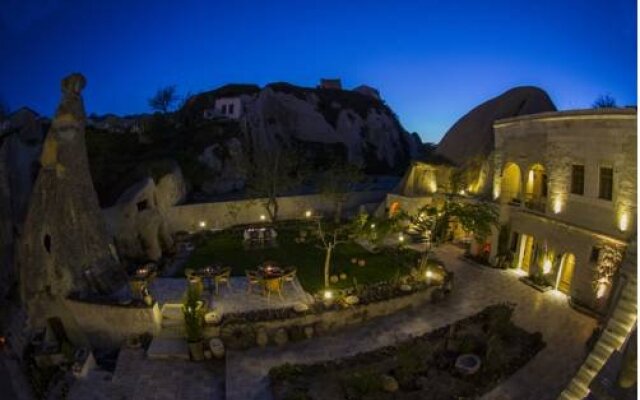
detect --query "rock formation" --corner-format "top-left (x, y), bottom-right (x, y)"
top-left (103, 162), bottom-right (186, 261)
top-left (182, 83), bottom-right (421, 174)
top-left (19, 74), bottom-right (126, 327)
top-left (436, 86), bottom-right (556, 166)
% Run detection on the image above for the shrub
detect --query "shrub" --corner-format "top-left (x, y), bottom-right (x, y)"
top-left (182, 284), bottom-right (204, 342)
top-left (269, 363), bottom-right (304, 382)
top-left (340, 369), bottom-right (383, 398)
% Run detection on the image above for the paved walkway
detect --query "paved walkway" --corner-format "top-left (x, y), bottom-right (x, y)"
top-left (225, 244), bottom-right (596, 400)
top-left (69, 348), bottom-right (224, 400)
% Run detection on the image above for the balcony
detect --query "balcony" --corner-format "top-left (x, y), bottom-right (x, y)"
top-left (523, 194), bottom-right (547, 213)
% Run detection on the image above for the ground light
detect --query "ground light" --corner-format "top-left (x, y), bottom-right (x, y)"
top-left (323, 290), bottom-right (333, 300)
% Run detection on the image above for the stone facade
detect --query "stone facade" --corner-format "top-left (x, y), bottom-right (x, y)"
top-left (18, 74), bottom-right (127, 329)
top-left (389, 108), bottom-right (636, 313)
top-left (490, 109), bottom-right (636, 311)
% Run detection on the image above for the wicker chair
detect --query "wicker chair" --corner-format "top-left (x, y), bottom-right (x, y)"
top-left (245, 270), bottom-right (262, 294)
top-left (213, 267), bottom-right (232, 295)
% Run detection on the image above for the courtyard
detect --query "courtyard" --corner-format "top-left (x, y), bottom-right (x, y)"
top-left (68, 244), bottom-right (596, 400)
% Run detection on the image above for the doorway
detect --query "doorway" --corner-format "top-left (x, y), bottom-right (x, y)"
top-left (518, 234), bottom-right (535, 274)
top-left (556, 253), bottom-right (576, 294)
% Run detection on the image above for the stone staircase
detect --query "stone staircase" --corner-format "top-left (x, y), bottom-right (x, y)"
top-left (558, 273), bottom-right (637, 400)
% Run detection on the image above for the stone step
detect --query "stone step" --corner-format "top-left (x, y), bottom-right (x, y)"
top-left (161, 303), bottom-right (184, 320)
top-left (146, 337), bottom-right (189, 361)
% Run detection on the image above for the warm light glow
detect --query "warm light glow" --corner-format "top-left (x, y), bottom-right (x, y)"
top-left (305, 210), bottom-right (312, 218)
top-left (553, 197), bottom-right (563, 214)
top-left (528, 170), bottom-right (534, 184)
top-left (260, 214), bottom-right (266, 221)
top-left (512, 268), bottom-right (527, 277)
top-left (199, 221), bottom-right (207, 228)
top-left (459, 189), bottom-right (466, 195)
top-left (429, 180), bottom-right (437, 193)
top-left (493, 185), bottom-right (501, 200)
top-left (425, 270), bottom-right (433, 279)
top-left (398, 234), bottom-right (405, 242)
top-left (323, 290), bottom-right (333, 300)
top-left (370, 223), bottom-right (376, 229)
top-left (542, 259), bottom-right (552, 274)
top-left (596, 281), bottom-right (609, 299)
top-left (619, 212), bottom-right (629, 232)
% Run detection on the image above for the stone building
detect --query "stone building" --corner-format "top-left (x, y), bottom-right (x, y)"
top-left (19, 74), bottom-right (127, 332)
top-left (318, 78), bottom-right (342, 90)
top-left (387, 108), bottom-right (636, 315)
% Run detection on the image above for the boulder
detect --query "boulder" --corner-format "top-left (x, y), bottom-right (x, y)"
top-left (381, 375), bottom-right (399, 392)
top-left (204, 311), bottom-right (222, 325)
top-left (436, 86), bottom-right (556, 165)
top-left (256, 328), bottom-right (269, 347)
top-left (293, 302), bottom-right (309, 313)
top-left (208, 338), bottom-right (225, 359)
top-left (303, 326), bottom-right (314, 339)
top-left (344, 295), bottom-right (359, 305)
top-left (273, 328), bottom-right (288, 346)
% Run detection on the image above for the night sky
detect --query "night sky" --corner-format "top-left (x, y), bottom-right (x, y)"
top-left (0, 0), bottom-right (636, 143)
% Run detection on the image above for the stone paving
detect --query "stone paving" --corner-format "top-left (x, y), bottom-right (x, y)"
top-left (69, 348), bottom-right (224, 400)
top-left (150, 277), bottom-right (312, 313)
top-left (225, 244), bottom-right (597, 400)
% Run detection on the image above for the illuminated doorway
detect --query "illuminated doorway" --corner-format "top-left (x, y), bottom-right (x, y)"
top-left (555, 253), bottom-right (575, 294)
top-left (517, 234), bottom-right (535, 274)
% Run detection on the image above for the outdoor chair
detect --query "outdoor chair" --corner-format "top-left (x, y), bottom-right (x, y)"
top-left (214, 267), bottom-right (232, 296)
top-left (245, 270), bottom-right (262, 294)
top-left (264, 277), bottom-right (284, 302)
top-left (281, 267), bottom-right (301, 296)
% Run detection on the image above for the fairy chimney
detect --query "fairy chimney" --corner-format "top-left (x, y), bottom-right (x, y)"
top-left (19, 74), bottom-right (126, 322)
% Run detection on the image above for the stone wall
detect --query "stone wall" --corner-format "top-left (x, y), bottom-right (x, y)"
top-left (165, 191), bottom-right (387, 233)
top-left (217, 286), bottom-right (439, 349)
top-left (64, 300), bottom-right (162, 349)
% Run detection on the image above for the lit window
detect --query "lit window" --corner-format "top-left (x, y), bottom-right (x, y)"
top-left (570, 165), bottom-right (584, 195)
top-left (599, 167), bottom-right (613, 201)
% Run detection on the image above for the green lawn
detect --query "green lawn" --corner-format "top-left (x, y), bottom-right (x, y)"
top-left (181, 226), bottom-right (419, 293)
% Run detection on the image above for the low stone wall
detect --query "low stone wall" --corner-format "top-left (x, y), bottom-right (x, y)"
top-left (215, 285), bottom-right (445, 350)
top-left (166, 191), bottom-right (387, 233)
top-left (65, 299), bottom-right (162, 349)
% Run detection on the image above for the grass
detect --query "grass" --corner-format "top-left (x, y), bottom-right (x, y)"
top-left (181, 224), bottom-right (417, 293)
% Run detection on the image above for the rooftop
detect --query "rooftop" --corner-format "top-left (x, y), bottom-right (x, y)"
top-left (494, 107), bottom-right (637, 127)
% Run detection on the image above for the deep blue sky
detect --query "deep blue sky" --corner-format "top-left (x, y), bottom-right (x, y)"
top-left (0, 0), bottom-right (636, 143)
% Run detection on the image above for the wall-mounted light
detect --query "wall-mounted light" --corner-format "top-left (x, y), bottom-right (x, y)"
top-left (493, 186), bottom-right (501, 200)
top-left (542, 259), bottom-right (552, 274)
top-left (619, 212), bottom-right (629, 232)
top-left (305, 210), bottom-right (312, 218)
top-left (260, 214), bottom-right (266, 221)
top-left (199, 221), bottom-right (207, 228)
top-left (553, 197), bottom-right (563, 214)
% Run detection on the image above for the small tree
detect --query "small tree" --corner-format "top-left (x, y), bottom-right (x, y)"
top-left (319, 159), bottom-right (363, 223)
top-left (592, 94), bottom-right (617, 109)
top-left (149, 85), bottom-right (178, 113)
top-left (245, 147), bottom-right (306, 222)
top-left (430, 200), bottom-right (498, 245)
top-left (314, 218), bottom-right (350, 288)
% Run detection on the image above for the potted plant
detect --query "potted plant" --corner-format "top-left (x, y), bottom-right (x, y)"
top-left (182, 283), bottom-right (205, 361)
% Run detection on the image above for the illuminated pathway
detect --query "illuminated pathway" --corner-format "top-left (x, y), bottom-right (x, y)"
top-left (225, 244), bottom-right (597, 400)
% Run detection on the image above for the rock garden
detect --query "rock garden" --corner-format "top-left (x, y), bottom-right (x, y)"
top-left (268, 303), bottom-right (546, 400)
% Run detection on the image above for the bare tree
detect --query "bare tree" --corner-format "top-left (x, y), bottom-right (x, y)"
top-left (314, 218), bottom-right (349, 288)
top-left (245, 147), bottom-right (305, 221)
top-left (319, 159), bottom-right (363, 223)
top-left (148, 85), bottom-right (178, 113)
top-left (592, 94), bottom-right (617, 109)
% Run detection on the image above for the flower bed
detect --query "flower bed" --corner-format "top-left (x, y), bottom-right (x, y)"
top-left (269, 303), bottom-right (545, 400)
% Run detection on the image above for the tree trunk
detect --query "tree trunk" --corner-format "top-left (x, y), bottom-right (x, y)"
top-left (324, 245), bottom-right (333, 288)
top-left (334, 199), bottom-right (343, 224)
